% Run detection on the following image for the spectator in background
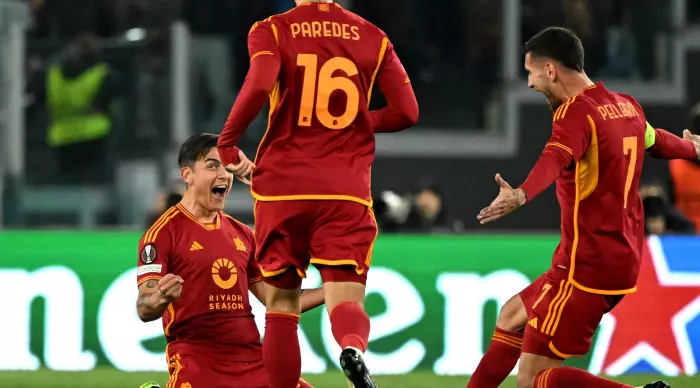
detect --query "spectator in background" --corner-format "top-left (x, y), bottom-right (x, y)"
top-left (403, 185), bottom-right (449, 231)
top-left (374, 185), bottom-right (462, 233)
top-left (28, 32), bottom-right (121, 185)
top-left (639, 181), bottom-right (695, 235)
top-left (146, 188), bottom-right (184, 227)
top-left (668, 103), bottom-right (700, 233)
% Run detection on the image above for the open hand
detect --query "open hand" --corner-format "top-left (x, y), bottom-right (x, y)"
top-left (683, 129), bottom-right (700, 161)
top-left (225, 150), bottom-right (256, 186)
top-left (477, 174), bottom-right (527, 224)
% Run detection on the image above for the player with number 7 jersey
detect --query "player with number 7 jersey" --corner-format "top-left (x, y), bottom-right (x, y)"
top-left (499, 83), bottom-right (698, 360)
top-left (519, 84), bottom-right (698, 296)
top-left (217, 2), bottom-right (418, 387)
top-left (469, 27), bottom-right (700, 388)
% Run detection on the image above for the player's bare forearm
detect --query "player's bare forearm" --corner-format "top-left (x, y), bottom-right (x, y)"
top-left (300, 287), bottom-right (325, 313)
top-left (136, 279), bottom-right (170, 322)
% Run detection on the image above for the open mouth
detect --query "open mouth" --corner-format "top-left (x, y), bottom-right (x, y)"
top-left (211, 185), bottom-right (228, 201)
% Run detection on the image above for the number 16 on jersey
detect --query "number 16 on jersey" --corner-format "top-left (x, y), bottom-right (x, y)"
top-left (297, 54), bottom-right (360, 130)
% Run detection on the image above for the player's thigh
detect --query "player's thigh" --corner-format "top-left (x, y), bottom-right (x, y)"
top-left (497, 291), bottom-right (529, 332)
top-left (521, 272), bottom-right (610, 359)
top-left (309, 201), bottom-right (378, 280)
top-left (254, 200), bottom-right (312, 289)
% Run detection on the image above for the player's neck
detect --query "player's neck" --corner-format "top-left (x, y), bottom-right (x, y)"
top-left (178, 195), bottom-right (219, 223)
top-left (559, 72), bottom-right (595, 101)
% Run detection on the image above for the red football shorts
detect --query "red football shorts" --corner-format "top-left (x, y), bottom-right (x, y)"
top-left (254, 200), bottom-right (378, 289)
top-left (166, 342), bottom-right (313, 388)
top-left (166, 344), bottom-right (267, 387)
top-left (519, 267), bottom-right (624, 359)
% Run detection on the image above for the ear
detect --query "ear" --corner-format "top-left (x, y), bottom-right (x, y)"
top-left (544, 62), bottom-right (557, 81)
top-left (181, 166), bottom-right (194, 186)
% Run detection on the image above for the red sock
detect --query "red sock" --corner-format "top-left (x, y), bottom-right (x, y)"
top-left (329, 302), bottom-right (370, 352)
top-left (466, 327), bottom-right (522, 388)
top-left (534, 367), bottom-right (633, 388)
top-left (263, 312), bottom-right (301, 388)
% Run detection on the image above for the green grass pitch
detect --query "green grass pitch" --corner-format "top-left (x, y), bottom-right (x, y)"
top-left (0, 369), bottom-right (697, 388)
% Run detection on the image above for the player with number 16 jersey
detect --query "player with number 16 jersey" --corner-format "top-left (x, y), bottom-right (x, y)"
top-left (219, 1), bottom-right (417, 204)
top-left (218, 2), bottom-right (418, 387)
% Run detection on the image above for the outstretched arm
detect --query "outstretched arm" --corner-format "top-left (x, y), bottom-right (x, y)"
top-left (645, 122), bottom-right (699, 160)
top-left (519, 144), bottom-right (572, 203)
top-left (476, 147), bottom-right (571, 225)
top-left (478, 113), bottom-right (591, 224)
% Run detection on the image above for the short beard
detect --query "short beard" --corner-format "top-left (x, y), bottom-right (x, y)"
top-left (543, 90), bottom-right (563, 112)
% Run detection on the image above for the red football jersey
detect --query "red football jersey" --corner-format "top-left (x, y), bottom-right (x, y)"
top-left (136, 204), bottom-right (263, 361)
top-left (546, 83), bottom-right (647, 294)
top-left (246, 2), bottom-right (410, 206)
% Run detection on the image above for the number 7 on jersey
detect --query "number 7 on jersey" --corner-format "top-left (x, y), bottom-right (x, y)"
top-left (297, 54), bottom-right (360, 130)
top-left (622, 136), bottom-right (638, 209)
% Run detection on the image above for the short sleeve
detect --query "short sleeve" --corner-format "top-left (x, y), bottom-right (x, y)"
top-left (247, 254), bottom-right (262, 285)
top-left (248, 21), bottom-right (280, 62)
top-left (376, 40), bottom-right (411, 93)
top-left (137, 223), bottom-right (172, 287)
top-left (244, 227), bottom-right (262, 284)
top-left (547, 103), bottom-right (592, 162)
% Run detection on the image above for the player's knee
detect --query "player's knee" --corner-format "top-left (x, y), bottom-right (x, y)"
top-left (516, 369), bottom-right (536, 388)
top-left (496, 294), bottom-right (527, 332)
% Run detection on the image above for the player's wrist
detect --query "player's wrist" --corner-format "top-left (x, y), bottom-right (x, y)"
top-left (516, 187), bottom-right (528, 206)
top-left (219, 145), bottom-right (242, 166)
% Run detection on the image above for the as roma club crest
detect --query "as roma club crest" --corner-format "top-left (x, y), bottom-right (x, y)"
top-left (140, 244), bottom-right (158, 264)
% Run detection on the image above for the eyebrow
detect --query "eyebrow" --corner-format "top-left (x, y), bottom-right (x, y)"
top-left (204, 158), bottom-right (221, 164)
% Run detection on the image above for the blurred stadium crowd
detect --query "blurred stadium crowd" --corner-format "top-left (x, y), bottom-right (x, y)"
top-left (1, 0), bottom-right (700, 235)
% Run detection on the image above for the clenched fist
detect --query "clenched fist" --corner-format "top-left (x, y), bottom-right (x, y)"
top-left (149, 274), bottom-right (183, 305)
